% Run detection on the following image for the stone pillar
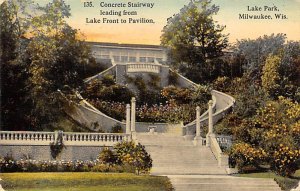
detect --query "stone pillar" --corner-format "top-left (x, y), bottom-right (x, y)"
top-left (193, 106), bottom-right (203, 146)
top-left (126, 104), bottom-right (131, 134)
top-left (130, 97), bottom-right (136, 132)
top-left (196, 106), bottom-right (201, 137)
top-left (206, 100), bottom-right (214, 147)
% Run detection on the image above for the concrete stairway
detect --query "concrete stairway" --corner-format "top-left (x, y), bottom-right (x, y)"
top-left (137, 133), bottom-right (282, 191)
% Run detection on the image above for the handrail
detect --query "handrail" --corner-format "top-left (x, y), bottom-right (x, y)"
top-left (209, 134), bottom-right (229, 167)
top-left (183, 90), bottom-right (235, 136)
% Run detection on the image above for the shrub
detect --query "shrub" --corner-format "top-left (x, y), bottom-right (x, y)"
top-left (271, 144), bottom-right (300, 177)
top-left (101, 74), bottom-right (115, 86)
top-left (97, 147), bottom-right (117, 165)
top-left (161, 86), bottom-right (193, 104)
top-left (84, 78), bottom-right (134, 103)
top-left (229, 142), bottom-right (267, 173)
top-left (114, 141), bottom-right (152, 175)
top-left (168, 70), bottom-right (179, 85)
top-left (111, 123), bottom-right (123, 133)
top-left (212, 76), bottom-right (231, 92)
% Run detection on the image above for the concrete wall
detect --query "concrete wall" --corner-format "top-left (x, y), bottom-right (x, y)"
top-left (0, 145), bottom-right (104, 161)
top-left (64, 99), bottom-right (126, 132)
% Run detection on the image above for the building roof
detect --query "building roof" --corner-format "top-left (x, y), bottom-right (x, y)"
top-left (86, 41), bottom-right (166, 50)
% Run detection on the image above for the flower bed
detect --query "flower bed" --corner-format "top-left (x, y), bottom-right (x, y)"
top-left (0, 158), bottom-right (131, 173)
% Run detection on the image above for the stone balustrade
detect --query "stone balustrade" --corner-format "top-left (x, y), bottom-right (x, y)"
top-left (216, 135), bottom-right (232, 150)
top-left (126, 63), bottom-right (161, 73)
top-left (208, 134), bottom-right (229, 167)
top-left (0, 131), bottom-right (131, 147)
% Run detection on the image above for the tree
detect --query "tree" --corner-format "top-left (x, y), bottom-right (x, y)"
top-left (261, 55), bottom-right (281, 98)
top-left (234, 33), bottom-right (286, 82)
top-left (0, 0), bottom-right (33, 130)
top-left (26, 0), bottom-right (95, 130)
top-left (161, 0), bottom-right (228, 83)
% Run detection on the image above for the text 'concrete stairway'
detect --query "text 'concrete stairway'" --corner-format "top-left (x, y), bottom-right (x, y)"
top-left (137, 133), bottom-right (282, 191)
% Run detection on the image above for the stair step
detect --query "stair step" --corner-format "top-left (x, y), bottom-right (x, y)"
top-left (137, 133), bottom-right (281, 191)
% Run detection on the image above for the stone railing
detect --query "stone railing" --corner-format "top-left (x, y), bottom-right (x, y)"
top-left (208, 134), bottom-right (229, 167)
top-left (216, 135), bottom-right (232, 150)
top-left (182, 95), bottom-right (217, 137)
top-left (0, 131), bottom-right (131, 147)
top-left (126, 63), bottom-right (161, 73)
top-left (183, 90), bottom-right (235, 137)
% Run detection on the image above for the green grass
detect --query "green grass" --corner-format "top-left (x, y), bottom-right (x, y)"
top-left (237, 170), bottom-right (300, 191)
top-left (0, 172), bottom-right (173, 191)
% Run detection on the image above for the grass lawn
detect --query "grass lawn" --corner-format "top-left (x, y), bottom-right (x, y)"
top-left (0, 172), bottom-right (173, 191)
top-left (237, 170), bottom-right (300, 191)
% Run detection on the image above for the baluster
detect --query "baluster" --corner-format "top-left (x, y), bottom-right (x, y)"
top-left (111, 135), bottom-right (114, 142)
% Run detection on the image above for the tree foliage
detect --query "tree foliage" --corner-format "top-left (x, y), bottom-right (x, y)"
top-left (0, 0), bottom-right (33, 130)
top-left (1, 0), bottom-right (95, 130)
top-left (161, 0), bottom-right (228, 83)
top-left (234, 33), bottom-right (286, 81)
top-left (261, 55), bottom-right (281, 98)
top-left (229, 97), bottom-right (300, 176)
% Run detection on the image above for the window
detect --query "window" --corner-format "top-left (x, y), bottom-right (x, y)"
top-left (121, 56), bottom-right (128, 62)
top-left (139, 57), bottom-right (146, 62)
top-left (129, 56), bottom-right (136, 62)
top-left (113, 56), bottom-right (120, 62)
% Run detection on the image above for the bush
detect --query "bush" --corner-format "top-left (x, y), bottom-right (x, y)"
top-left (114, 141), bottom-right (152, 175)
top-left (229, 142), bottom-right (267, 173)
top-left (212, 76), bottom-right (231, 92)
top-left (84, 78), bottom-right (134, 103)
top-left (161, 86), bottom-right (193, 104)
top-left (0, 159), bottom-right (99, 173)
top-left (97, 147), bottom-right (117, 165)
top-left (271, 144), bottom-right (300, 177)
top-left (111, 123), bottom-right (123, 133)
top-left (168, 70), bottom-right (179, 85)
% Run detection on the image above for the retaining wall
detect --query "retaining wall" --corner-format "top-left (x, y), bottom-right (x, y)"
top-left (0, 145), bottom-right (104, 161)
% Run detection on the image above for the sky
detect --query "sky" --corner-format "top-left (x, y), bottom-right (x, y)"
top-left (1, 0), bottom-right (300, 45)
